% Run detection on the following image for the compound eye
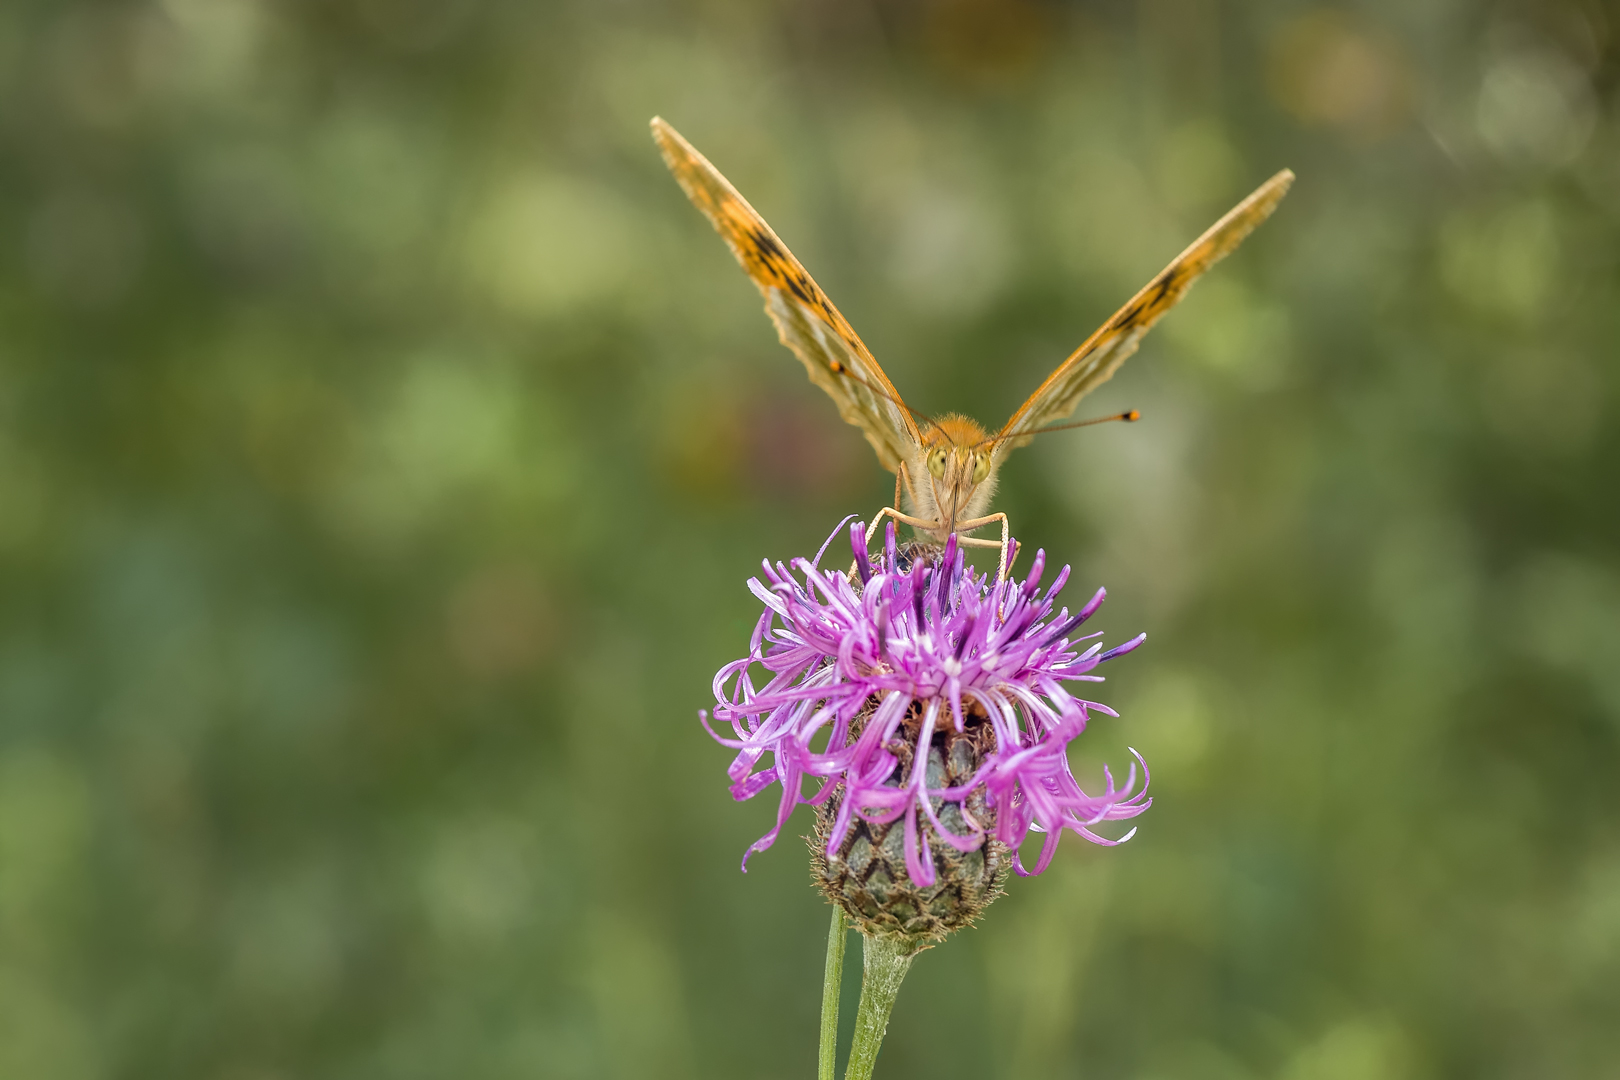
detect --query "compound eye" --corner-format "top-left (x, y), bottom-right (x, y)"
top-left (971, 453), bottom-right (991, 484)
top-left (927, 449), bottom-right (948, 478)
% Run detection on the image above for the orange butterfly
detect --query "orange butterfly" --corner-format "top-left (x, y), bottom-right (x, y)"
top-left (652, 117), bottom-right (1292, 580)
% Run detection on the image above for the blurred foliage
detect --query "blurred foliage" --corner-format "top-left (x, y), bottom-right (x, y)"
top-left (2, 0), bottom-right (1619, 1078)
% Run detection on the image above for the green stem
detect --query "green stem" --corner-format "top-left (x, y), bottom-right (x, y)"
top-left (818, 906), bottom-right (847, 1080)
top-left (842, 934), bottom-right (918, 1080)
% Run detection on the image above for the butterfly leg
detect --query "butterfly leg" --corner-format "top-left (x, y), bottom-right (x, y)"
top-left (846, 505), bottom-right (943, 578)
top-left (862, 505), bottom-right (941, 549)
top-left (897, 461), bottom-right (924, 519)
top-left (953, 512), bottom-right (1014, 591)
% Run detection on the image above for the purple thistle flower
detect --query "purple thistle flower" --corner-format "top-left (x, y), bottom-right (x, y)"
top-left (702, 517), bottom-right (1151, 891)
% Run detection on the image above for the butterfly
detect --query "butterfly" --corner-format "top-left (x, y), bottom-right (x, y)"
top-left (652, 117), bottom-right (1292, 580)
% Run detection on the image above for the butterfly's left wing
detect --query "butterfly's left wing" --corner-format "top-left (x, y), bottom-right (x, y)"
top-left (995, 169), bottom-right (1295, 453)
top-left (652, 117), bottom-right (921, 473)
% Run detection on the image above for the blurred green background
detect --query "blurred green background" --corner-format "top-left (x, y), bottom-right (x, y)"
top-left (3, 1), bottom-right (1619, 1077)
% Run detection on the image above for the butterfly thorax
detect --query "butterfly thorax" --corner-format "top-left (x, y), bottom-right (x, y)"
top-left (906, 414), bottom-right (999, 542)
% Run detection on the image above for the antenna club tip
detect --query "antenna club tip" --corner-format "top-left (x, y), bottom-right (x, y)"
top-left (1124, 410), bottom-right (1140, 422)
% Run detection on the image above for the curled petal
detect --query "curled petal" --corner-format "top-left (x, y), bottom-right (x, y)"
top-left (703, 519), bottom-right (1149, 875)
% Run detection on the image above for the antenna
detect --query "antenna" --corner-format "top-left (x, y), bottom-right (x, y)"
top-left (826, 358), bottom-right (943, 436)
top-left (980, 410), bottom-right (1140, 450)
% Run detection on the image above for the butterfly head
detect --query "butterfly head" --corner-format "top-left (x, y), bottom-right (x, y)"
top-left (915, 414), bottom-right (998, 537)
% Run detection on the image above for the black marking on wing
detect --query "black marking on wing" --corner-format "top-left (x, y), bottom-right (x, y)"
top-left (1115, 264), bottom-right (1185, 332)
top-left (747, 225), bottom-right (836, 313)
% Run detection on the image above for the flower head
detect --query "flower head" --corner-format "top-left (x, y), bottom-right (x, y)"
top-left (703, 518), bottom-right (1151, 910)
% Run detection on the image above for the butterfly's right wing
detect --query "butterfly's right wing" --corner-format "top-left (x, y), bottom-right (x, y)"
top-left (995, 169), bottom-right (1295, 454)
top-left (652, 118), bottom-right (920, 473)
